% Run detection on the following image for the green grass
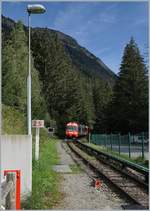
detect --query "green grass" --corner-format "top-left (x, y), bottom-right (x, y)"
top-left (22, 129), bottom-right (62, 209)
top-left (86, 143), bottom-right (148, 168)
top-left (3, 105), bottom-right (27, 134)
top-left (69, 164), bottom-right (83, 173)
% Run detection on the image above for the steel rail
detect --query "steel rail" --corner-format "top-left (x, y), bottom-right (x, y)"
top-left (76, 141), bottom-right (148, 186)
top-left (68, 142), bottom-right (149, 209)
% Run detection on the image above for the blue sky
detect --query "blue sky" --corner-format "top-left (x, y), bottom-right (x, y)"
top-left (2, 1), bottom-right (149, 74)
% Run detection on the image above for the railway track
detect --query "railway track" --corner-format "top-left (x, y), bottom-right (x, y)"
top-left (67, 141), bottom-right (149, 209)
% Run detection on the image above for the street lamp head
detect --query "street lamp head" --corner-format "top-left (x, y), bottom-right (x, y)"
top-left (27, 4), bottom-right (46, 14)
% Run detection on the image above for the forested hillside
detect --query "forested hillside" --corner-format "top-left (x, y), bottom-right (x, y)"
top-left (2, 21), bottom-right (47, 120)
top-left (2, 16), bottom-right (116, 83)
top-left (2, 16), bottom-right (148, 135)
top-left (31, 28), bottom-right (114, 134)
top-left (2, 16), bottom-right (113, 135)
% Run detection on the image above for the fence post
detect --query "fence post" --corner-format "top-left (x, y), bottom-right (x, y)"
top-left (107, 135), bottom-right (109, 151)
top-left (88, 131), bottom-right (91, 144)
top-left (6, 173), bottom-right (16, 210)
top-left (118, 133), bottom-right (121, 155)
top-left (93, 134), bottom-right (95, 144)
top-left (141, 132), bottom-right (144, 159)
top-left (128, 132), bottom-right (131, 158)
top-left (110, 133), bottom-right (112, 151)
top-left (105, 134), bottom-right (107, 148)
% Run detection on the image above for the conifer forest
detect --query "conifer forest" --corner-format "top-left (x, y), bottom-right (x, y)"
top-left (2, 16), bottom-right (148, 136)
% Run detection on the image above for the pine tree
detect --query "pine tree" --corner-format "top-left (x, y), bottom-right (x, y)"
top-left (2, 21), bottom-right (27, 111)
top-left (110, 37), bottom-right (148, 133)
top-left (80, 76), bottom-right (95, 127)
top-left (2, 21), bottom-right (46, 119)
top-left (31, 29), bottom-right (98, 136)
top-left (93, 77), bottom-right (112, 132)
top-left (31, 30), bottom-right (82, 135)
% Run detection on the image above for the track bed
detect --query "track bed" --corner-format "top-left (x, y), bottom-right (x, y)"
top-left (68, 141), bottom-right (149, 209)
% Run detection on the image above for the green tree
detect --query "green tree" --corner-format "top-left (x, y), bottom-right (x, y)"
top-left (109, 37), bottom-right (148, 133)
top-left (93, 78), bottom-right (112, 132)
top-left (2, 21), bottom-right (46, 119)
top-left (2, 21), bottom-right (27, 111)
top-left (32, 29), bottom-right (97, 135)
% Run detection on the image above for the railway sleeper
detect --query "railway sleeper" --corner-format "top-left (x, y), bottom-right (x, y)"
top-left (82, 152), bottom-right (146, 190)
top-left (69, 143), bottom-right (149, 209)
top-left (79, 145), bottom-right (148, 189)
top-left (77, 142), bottom-right (148, 174)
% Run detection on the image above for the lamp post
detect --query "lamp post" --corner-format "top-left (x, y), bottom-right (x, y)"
top-left (27, 4), bottom-right (46, 135)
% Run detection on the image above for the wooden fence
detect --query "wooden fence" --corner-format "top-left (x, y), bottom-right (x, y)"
top-left (1, 172), bottom-right (16, 209)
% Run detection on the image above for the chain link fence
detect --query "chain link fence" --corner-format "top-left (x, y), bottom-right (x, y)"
top-left (91, 132), bottom-right (148, 159)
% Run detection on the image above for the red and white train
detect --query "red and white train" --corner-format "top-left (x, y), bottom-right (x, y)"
top-left (65, 122), bottom-right (89, 140)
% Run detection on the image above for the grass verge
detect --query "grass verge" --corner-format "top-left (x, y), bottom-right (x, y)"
top-left (69, 164), bottom-right (83, 173)
top-left (86, 143), bottom-right (148, 168)
top-left (22, 129), bottom-right (62, 209)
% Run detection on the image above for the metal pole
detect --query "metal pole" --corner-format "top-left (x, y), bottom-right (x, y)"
top-left (0, 1), bottom-right (1, 136)
top-left (118, 133), bottom-right (121, 155)
top-left (110, 133), bottom-right (112, 151)
top-left (0, 1), bottom-right (2, 207)
top-left (128, 133), bottom-right (131, 158)
top-left (141, 132), bottom-right (144, 159)
top-left (28, 13), bottom-right (32, 135)
top-left (105, 134), bottom-right (107, 148)
top-left (89, 131), bottom-right (91, 144)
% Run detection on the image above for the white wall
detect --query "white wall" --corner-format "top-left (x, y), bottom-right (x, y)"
top-left (1, 135), bottom-right (32, 196)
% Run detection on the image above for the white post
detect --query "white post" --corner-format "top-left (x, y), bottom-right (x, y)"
top-left (0, 2), bottom-right (2, 208)
top-left (35, 127), bottom-right (40, 160)
top-left (0, 0), bottom-right (1, 136)
top-left (28, 13), bottom-right (32, 135)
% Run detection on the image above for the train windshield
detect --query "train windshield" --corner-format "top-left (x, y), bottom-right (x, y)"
top-left (66, 126), bottom-right (78, 131)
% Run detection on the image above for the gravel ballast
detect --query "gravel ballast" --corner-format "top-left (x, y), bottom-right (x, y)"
top-left (54, 141), bottom-right (130, 209)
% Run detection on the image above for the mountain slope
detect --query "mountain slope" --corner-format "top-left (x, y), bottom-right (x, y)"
top-left (2, 15), bottom-right (116, 83)
top-left (2, 16), bottom-right (115, 133)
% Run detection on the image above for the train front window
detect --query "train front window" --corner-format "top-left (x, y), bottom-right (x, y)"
top-left (67, 126), bottom-right (78, 131)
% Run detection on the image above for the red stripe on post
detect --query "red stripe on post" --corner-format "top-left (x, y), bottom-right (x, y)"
top-left (16, 170), bottom-right (21, 209)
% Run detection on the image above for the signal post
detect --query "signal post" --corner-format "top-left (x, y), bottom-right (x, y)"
top-left (32, 120), bottom-right (44, 160)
